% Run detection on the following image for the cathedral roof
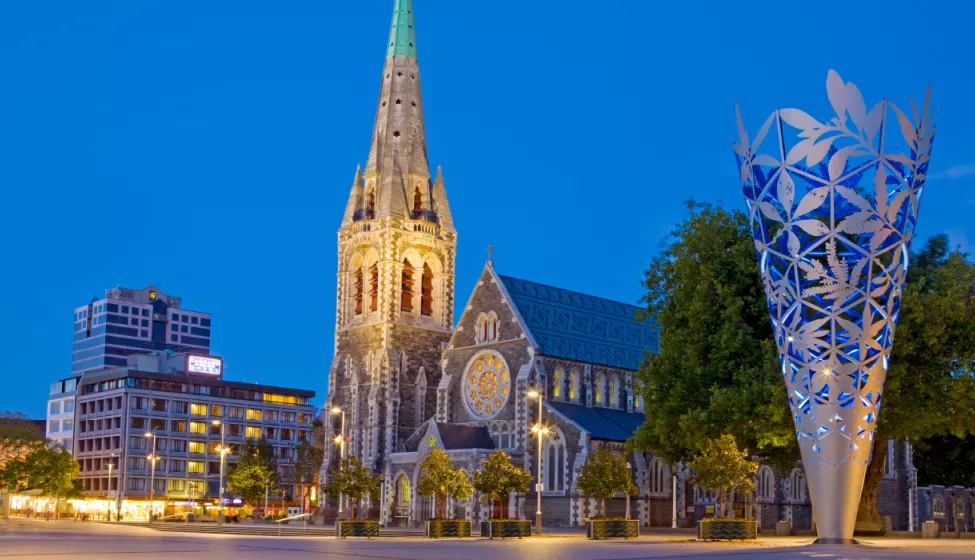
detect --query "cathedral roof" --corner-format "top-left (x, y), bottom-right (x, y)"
top-left (437, 423), bottom-right (496, 451)
top-left (547, 402), bottom-right (645, 443)
top-left (497, 275), bottom-right (658, 371)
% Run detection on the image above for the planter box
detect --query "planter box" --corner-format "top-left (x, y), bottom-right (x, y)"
top-left (337, 520), bottom-right (379, 538)
top-left (587, 519), bottom-right (639, 540)
top-left (698, 520), bottom-right (757, 540)
top-left (426, 519), bottom-right (471, 538)
top-left (480, 520), bottom-right (532, 539)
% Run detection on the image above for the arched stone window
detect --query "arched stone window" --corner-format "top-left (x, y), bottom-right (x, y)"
top-left (394, 473), bottom-right (411, 517)
top-left (475, 312), bottom-right (499, 344)
top-left (788, 469), bottom-right (806, 502)
top-left (569, 369), bottom-right (579, 402)
top-left (757, 466), bottom-right (775, 501)
top-left (490, 421), bottom-right (512, 449)
top-left (649, 457), bottom-right (671, 495)
top-left (609, 375), bottom-right (619, 408)
top-left (401, 260), bottom-right (414, 312)
top-left (595, 373), bottom-right (606, 406)
top-left (366, 186), bottom-right (376, 218)
top-left (553, 368), bottom-right (563, 400)
top-left (421, 263), bottom-right (433, 316)
top-left (369, 263), bottom-right (379, 313)
top-left (545, 433), bottom-right (566, 492)
top-left (354, 267), bottom-right (364, 316)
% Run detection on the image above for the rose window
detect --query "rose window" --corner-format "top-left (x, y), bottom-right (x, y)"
top-left (462, 352), bottom-right (510, 420)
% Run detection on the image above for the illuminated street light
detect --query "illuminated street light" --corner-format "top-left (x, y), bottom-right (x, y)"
top-left (331, 407), bottom-right (346, 520)
top-left (527, 387), bottom-right (545, 535)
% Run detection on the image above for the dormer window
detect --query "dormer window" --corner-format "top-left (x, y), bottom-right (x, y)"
top-left (475, 312), bottom-right (499, 344)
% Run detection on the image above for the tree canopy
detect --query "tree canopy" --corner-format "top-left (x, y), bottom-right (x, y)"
top-left (416, 448), bottom-right (474, 519)
top-left (630, 202), bottom-right (796, 469)
top-left (472, 450), bottom-right (532, 520)
top-left (575, 448), bottom-right (638, 517)
top-left (321, 456), bottom-right (379, 519)
top-left (687, 434), bottom-right (758, 519)
top-left (227, 438), bottom-right (279, 503)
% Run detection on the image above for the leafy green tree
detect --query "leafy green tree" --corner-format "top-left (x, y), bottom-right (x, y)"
top-left (630, 202), bottom-right (795, 469)
top-left (321, 456), bottom-right (380, 519)
top-left (856, 235), bottom-right (975, 524)
top-left (472, 450), bottom-right (533, 519)
top-left (913, 435), bottom-right (975, 488)
top-left (227, 438), bottom-right (279, 505)
top-left (294, 436), bottom-right (325, 512)
top-left (687, 435), bottom-right (758, 519)
top-left (575, 448), bottom-right (638, 517)
top-left (416, 448), bottom-right (474, 519)
top-left (0, 412), bottom-right (43, 441)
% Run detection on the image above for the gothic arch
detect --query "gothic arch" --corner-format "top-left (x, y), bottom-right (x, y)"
top-left (543, 425), bottom-right (567, 492)
top-left (757, 465), bottom-right (775, 502)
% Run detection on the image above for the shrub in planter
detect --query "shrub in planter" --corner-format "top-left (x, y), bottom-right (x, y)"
top-left (322, 456), bottom-right (381, 521)
top-left (587, 517), bottom-right (640, 540)
top-left (427, 519), bottom-right (472, 538)
top-left (480, 519), bottom-right (532, 539)
top-left (472, 451), bottom-right (533, 522)
top-left (687, 435), bottom-right (758, 519)
top-left (417, 448), bottom-right (474, 538)
top-left (698, 518), bottom-right (757, 540)
top-left (576, 449), bottom-right (638, 518)
top-left (338, 519), bottom-right (380, 538)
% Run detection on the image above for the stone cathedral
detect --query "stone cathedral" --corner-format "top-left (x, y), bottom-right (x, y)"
top-left (322, 0), bottom-right (918, 532)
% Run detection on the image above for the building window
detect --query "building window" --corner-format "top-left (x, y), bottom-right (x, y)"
top-left (354, 267), bottom-right (364, 316)
top-left (788, 469), bottom-right (806, 501)
top-left (298, 413), bottom-right (312, 424)
top-left (48, 420), bottom-right (60, 433)
top-left (64, 400), bottom-right (74, 413)
top-left (421, 263), bottom-right (433, 316)
top-left (650, 458), bottom-right (670, 495)
top-left (884, 440), bottom-right (897, 479)
top-left (171, 401), bottom-right (188, 414)
top-left (168, 479), bottom-right (186, 492)
top-left (170, 439), bottom-right (187, 453)
top-left (62, 420), bottom-right (73, 432)
top-left (188, 461), bottom-right (205, 474)
top-left (190, 403), bottom-right (207, 416)
top-left (569, 370), bottom-right (579, 401)
top-left (369, 263), bottom-right (379, 313)
top-left (230, 407), bottom-right (245, 419)
top-left (475, 312), bottom-right (499, 344)
top-left (545, 436), bottom-right (566, 492)
top-left (228, 424), bottom-right (243, 437)
top-left (401, 260), bottom-right (414, 312)
top-left (130, 417), bottom-right (147, 430)
top-left (595, 373), bottom-right (606, 405)
top-left (396, 474), bottom-right (410, 507)
top-left (758, 466), bottom-right (775, 501)
top-left (413, 186), bottom-right (422, 217)
top-left (171, 420), bottom-right (186, 433)
top-left (282, 412), bottom-right (296, 423)
top-left (264, 410), bottom-right (279, 422)
top-left (609, 376), bottom-right (619, 408)
top-left (211, 404), bottom-right (223, 417)
top-left (246, 426), bottom-right (261, 439)
top-left (49, 402), bottom-right (61, 415)
top-left (189, 441), bottom-right (205, 454)
top-left (246, 409), bottom-right (262, 421)
top-left (553, 368), bottom-right (562, 400)
top-left (189, 421), bottom-right (207, 435)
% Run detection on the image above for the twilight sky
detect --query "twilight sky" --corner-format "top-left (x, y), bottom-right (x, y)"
top-left (1, 0), bottom-right (972, 417)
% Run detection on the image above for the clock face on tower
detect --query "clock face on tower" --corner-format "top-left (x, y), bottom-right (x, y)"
top-left (462, 351), bottom-right (510, 421)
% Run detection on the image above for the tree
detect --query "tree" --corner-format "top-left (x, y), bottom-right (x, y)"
top-left (0, 412), bottom-right (43, 442)
top-left (856, 235), bottom-right (975, 525)
top-left (321, 456), bottom-right (380, 520)
top-left (416, 448), bottom-right (474, 519)
top-left (30, 444), bottom-right (80, 515)
top-left (294, 421), bottom-right (326, 513)
top-left (575, 448), bottom-right (638, 517)
top-left (687, 435), bottom-right (758, 519)
top-left (227, 438), bottom-right (279, 505)
top-left (630, 202), bottom-right (796, 470)
top-left (472, 450), bottom-right (533, 519)
top-left (914, 435), bottom-right (975, 488)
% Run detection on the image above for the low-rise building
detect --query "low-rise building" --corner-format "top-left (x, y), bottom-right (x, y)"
top-left (73, 352), bottom-right (316, 520)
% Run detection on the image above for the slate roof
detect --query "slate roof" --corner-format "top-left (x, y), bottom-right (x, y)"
top-left (498, 275), bottom-right (658, 370)
top-left (437, 423), bottom-right (496, 450)
top-left (548, 402), bottom-right (645, 442)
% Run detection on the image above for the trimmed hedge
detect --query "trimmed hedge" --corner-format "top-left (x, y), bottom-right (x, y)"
top-left (698, 519), bottom-right (757, 540)
top-left (480, 520), bottom-right (532, 539)
top-left (338, 520), bottom-right (380, 538)
top-left (587, 519), bottom-right (639, 540)
top-left (426, 519), bottom-right (471, 538)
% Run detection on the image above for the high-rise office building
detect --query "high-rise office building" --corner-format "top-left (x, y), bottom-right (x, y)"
top-left (72, 286), bottom-right (211, 374)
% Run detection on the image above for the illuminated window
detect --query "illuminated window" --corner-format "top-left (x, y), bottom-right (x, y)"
top-left (569, 370), bottom-right (578, 401)
top-left (246, 409), bottom-right (262, 421)
top-left (609, 376), bottom-right (618, 407)
top-left (208, 442), bottom-right (222, 454)
top-left (595, 373), bottom-right (606, 405)
top-left (190, 403), bottom-right (207, 416)
top-left (246, 426), bottom-right (261, 439)
top-left (188, 441), bottom-right (205, 454)
top-left (421, 263), bottom-right (433, 316)
top-left (401, 260), bottom-right (414, 312)
top-left (189, 422), bottom-right (207, 435)
top-left (298, 413), bottom-right (312, 424)
top-left (263, 394), bottom-right (300, 405)
top-left (553, 368), bottom-right (562, 399)
top-left (397, 475), bottom-right (410, 505)
top-left (211, 404), bottom-right (223, 417)
top-left (188, 461), bottom-right (205, 474)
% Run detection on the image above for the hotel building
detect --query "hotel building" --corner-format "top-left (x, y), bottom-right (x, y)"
top-left (46, 377), bottom-right (80, 451)
top-left (73, 352), bottom-right (316, 519)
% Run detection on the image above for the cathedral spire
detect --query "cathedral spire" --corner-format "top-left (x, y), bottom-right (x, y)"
top-left (340, 164), bottom-right (364, 228)
top-left (352, 0), bottom-right (452, 227)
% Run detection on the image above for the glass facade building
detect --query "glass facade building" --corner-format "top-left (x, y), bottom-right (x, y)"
top-left (72, 286), bottom-right (211, 374)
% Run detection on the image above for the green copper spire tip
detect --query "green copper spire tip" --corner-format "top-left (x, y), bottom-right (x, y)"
top-left (386, 0), bottom-right (417, 59)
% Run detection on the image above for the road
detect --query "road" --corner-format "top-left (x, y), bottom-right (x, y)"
top-left (1, 519), bottom-right (972, 559)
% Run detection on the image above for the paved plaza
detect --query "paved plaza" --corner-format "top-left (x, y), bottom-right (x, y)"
top-left (1, 519), bottom-right (973, 559)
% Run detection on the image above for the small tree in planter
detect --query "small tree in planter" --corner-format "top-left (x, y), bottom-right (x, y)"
top-left (576, 448), bottom-right (638, 518)
top-left (473, 450), bottom-right (533, 538)
top-left (688, 434), bottom-right (758, 519)
top-left (322, 456), bottom-right (380, 536)
top-left (417, 448), bottom-right (474, 537)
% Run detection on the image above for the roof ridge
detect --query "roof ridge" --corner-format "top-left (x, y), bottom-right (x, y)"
top-left (498, 274), bottom-right (644, 311)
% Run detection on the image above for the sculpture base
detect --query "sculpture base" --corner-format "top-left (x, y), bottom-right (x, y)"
top-left (814, 538), bottom-right (859, 545)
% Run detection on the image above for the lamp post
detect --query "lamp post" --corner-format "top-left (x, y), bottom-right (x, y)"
top-left (212, 420), bottom-right (227, 525)
top-left (625, 462), bottom-right (632, 520)
top-left (331, 407), bottom-right (345, 520)
top-left (107, 453), bottom-right (116, 521)
top-left (527, 388), bottom-right (547, 535)
top-left (144, 431), bottom-right (158, 524)
top-left (672, 471), bottom-right (678, 529)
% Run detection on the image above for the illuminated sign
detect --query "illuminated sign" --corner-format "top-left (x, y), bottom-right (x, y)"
top-left (149, 291), bottom-right (157, 301)
top-left (221, 498), bottom-right (244, 505)
top-left (187, 355), bottom-right (222, 376)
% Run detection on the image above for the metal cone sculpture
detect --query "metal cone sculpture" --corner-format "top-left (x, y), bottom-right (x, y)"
top-left (734, 70), bottom-right (934, 543)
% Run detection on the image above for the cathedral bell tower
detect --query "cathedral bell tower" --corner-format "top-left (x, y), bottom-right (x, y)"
top-left (325, 0), bottom-right (456, 475)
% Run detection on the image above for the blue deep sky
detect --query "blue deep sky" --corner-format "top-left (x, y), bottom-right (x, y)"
top-left (1, 1), bottom-right (972, 418)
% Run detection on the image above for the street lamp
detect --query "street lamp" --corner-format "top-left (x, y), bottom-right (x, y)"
top-left (212, 420), bottom-right (228, 525)
top-left (144, 431), bottom-right (158, 524)
top-left (527, 388), bottom-right (548, 535)
top-left (625, 462), bottom-right (632, 520)
top-left (331, 407), bottom-right (346, 520)
top-left (107, 453), bottom-right (116, 522)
